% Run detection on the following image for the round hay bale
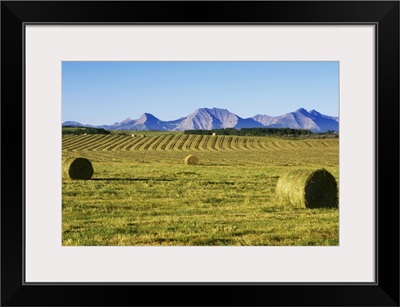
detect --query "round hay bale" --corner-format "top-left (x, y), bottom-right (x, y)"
top-left (62, 157), bottom-right (94, 180)
top-left (184, 155), bottom-right (199, 165)
top-left (212, 132), bottom-right (216, 136)
top-left (131, 134), bottom-right (136, 137)
top-left (275, 168), bottom-right (338, 208)
top-left (140, 134), bottom-right (145, 138)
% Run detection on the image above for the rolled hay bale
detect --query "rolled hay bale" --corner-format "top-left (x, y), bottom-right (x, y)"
top-left (212, 132), bottom-right (217, 136)
top-left (62, 157), bottom-right (94, 180)
top-left (140, 134), bottom-right (145, 138)
top-left (275, 168), bottom-right (338, 208)
top-left (184, 155), bottom-right (199, 165)
top-left (131, 134), bottom-right (136, 137)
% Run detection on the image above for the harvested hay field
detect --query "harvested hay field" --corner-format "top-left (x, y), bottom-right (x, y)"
top-left (276, 168), bottom-right (338, 208)
top-left (62, 157), bottom-right (94, 180)
top-left (62, 135), bottom-right (339, 246)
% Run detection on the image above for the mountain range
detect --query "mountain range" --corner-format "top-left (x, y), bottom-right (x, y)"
top-left (63, 107), bottom-right (339, 133)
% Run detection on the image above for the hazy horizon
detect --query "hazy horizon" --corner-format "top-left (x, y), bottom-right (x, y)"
top-left (62, 61), bottom-right (339, 126)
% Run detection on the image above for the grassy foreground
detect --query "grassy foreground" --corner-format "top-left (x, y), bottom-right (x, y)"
top-left (62, 133), bottom-right (339, 246)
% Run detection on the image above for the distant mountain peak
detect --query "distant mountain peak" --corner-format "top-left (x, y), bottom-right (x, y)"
top-left (62, 121), bottom-right (85, 127)
top-left (143, 112), bottom-right (156, 117)
top-left (210, 107), bottom-right (229, 111)
top-left (296, 108), bottom-right (309, 114)
top-left (133, 113), bottom-right (162, 128)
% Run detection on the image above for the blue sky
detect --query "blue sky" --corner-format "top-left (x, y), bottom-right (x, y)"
top-left (62, 61), bottom-right (339, 125)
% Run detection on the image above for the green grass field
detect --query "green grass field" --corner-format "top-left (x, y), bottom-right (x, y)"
top-left (62, 132), bottom-right (339, 246)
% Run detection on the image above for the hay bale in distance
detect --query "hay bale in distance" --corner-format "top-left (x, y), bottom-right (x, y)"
top-left (184, 155), bottom-right (199, 165)
top-left (212, 132), bottom-right (216, 136)
top-left (140, 134), bottom-right (145, 138)
top-left (275, 168), bottom-right (338, 208)
top-left (62, 157), bottom-right (94, 180)
top-left (131, 134), bottom-right (136, 137)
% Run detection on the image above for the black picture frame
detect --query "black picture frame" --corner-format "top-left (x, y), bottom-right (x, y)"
top-left (1, 1), bottom-right (399, 306)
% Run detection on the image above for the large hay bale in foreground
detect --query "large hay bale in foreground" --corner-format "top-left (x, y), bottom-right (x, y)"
top-left (62, 157), bottom-right (94, 180)
top-left (275, 168), bottom-right (338, 208)
top-left (184, 155), bottom-right (199, 165)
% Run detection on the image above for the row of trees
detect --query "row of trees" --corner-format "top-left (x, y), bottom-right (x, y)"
top-left (62, 126), bottom-right (111, 135)
top-left (184, 127), bottom-right (314, 136)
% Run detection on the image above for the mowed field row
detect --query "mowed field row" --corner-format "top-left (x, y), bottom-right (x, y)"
top-left (62, 134), bottom-right (338, 152)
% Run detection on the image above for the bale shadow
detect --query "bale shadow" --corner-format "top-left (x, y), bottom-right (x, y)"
top-left (91, 178), bottom-right (177, 182)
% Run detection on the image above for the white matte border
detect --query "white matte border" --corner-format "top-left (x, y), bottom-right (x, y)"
top-left (25, 25), bottom-right (375, 283)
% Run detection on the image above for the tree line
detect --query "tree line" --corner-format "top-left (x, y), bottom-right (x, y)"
top-left (184, 127), bottom-right (314, 136)
top-left (62, 126), bottom-right (111, 135)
